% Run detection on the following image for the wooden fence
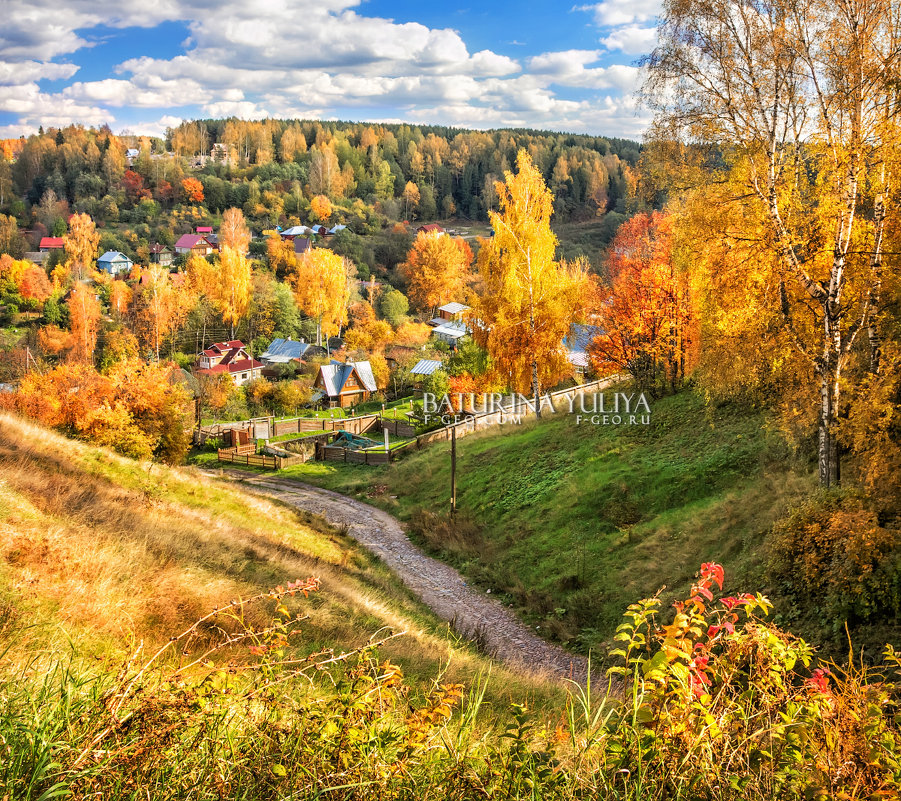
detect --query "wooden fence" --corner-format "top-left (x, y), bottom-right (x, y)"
top-left (318, 444), bottom-right (391, 465)
top-left (217, 445), bottom-right (303, 470)
top-left (199, 413), bottom-right (380, 444)
top-left (377, 417), bottom-right (417, 438)
top-left (272, 413), bottom-right (379, 437)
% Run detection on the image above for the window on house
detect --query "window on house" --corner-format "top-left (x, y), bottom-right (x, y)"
top-left (241, 373), bottom-right (248, 379)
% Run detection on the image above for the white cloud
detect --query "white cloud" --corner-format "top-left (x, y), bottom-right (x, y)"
top-left (578, 0), bottom-right (662, 27)
top-left (600, 25), bottom-right (657, 55)
top-left (0, 82), bottom-right (111, 128)
top-left (0, 60), bottom-right (79, 86)
top-left (120, 114), bottom-right (186, 138)
top-left (528, 50), bottom-right (641, 91)
top-left (0, 0), bottom-right (652, 139)
top-left (62, 76), bottom-right (210, 107)
top-left (201, 99), bottom-right (269, 118)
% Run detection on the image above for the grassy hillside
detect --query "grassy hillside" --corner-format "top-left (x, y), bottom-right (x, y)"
top-left (0, 412), bottom-right (557, 705)
top-left (4, 411), bottom-right (901, 799)
top-left (278, 390), bottom-right (816, 653)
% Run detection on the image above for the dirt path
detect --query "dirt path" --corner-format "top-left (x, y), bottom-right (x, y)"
top-left (218, 471), bottom-right (590, 683)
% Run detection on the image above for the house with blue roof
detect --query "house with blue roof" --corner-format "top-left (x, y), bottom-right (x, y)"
top-left (97, 251), bottom-right (133, 276)
top-left (563, 324), bottom-right (603, 376)
top-left (259, 338), bottom-right (327, 371)
top-left (314, 360), bottom-right (377, 408)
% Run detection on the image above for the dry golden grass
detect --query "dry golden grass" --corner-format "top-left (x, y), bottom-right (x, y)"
top-left (0, 412), bottom-right (559, 703)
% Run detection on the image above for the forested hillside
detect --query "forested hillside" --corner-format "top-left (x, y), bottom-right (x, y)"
top-left (0, 119), bottom-right (639, 257)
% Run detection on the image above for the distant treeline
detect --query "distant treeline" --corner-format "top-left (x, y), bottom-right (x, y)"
top-left (0, 119), bottom-right (641, 229)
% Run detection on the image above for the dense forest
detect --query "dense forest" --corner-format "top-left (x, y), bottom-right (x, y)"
top-left (0, 119), bottom-right (639, 257)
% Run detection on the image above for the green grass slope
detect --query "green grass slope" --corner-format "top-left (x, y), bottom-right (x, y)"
top-left (0, 412), bottom-right (558, 707)
top-left (279, 390), bottom-right (816, 652)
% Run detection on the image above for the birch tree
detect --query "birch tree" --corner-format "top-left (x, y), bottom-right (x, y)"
top-left (645, 0), bottom-right (901, 486)
top-left (471, 151), bottom-right (588, 415)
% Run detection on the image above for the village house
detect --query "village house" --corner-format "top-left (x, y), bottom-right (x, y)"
top-left (174, 233), bottom-right (215, 257)
top-left (385, 344), bottom-right (418, 370)
top-left (409, 358), bottom-right (443, 388)
top-left (563, 324), bottom-right (602, 378)
top-left (431, 320), bottom-right (469, 346)
top-left (210, 143), bottom-right (233, 164)
top-left (428, 301), bottom-right (469, 327)
top-left (38, 236), bottom-right (64, 252)
top-left (417, 223), bottom-right (445, 235)
top-left (313, 360), bottom-right (377, 408)
top-left (25, 251), bottom-right (49, 265)
top-left (195, 340), bottom-right (263, 386)
top-left (97, 250), bottom-right (133, 276)
top-left (259, 338), bottom-right (327, 376)
top-left (149, 244), bottom-right (174, 266)
top-left (280, 225), bottom-right (312, 240)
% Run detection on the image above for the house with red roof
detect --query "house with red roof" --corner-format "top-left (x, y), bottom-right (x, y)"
top-left (39, 237), bottom-right (65, 252)
top-left (195, 340), bottom-right (263, 386)
top-left (174, 233), bottom-right (214, 256)
top-left (416, 223), bottom-right (445, 235)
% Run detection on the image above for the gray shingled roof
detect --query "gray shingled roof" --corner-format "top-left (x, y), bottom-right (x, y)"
top-left (563, 324), bottom-right (603, 367)
top-left (260, 338), bottom-right (314, 364)
top-left (410, 358), bottom-right (442, 376)
top-left (438, 302), bottom-right (469, 315)
top-left (432, 321), bottom-right (469, 339)
top-left (319, 360), bottom-right (377, 396)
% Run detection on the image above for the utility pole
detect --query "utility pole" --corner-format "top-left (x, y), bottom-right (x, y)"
top-left (450, 425), bottom-right (457, 515)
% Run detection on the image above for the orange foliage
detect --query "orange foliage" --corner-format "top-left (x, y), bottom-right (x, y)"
top-left (219, 207), bottom-right (251, 253)
top-left (19, 265), bottom-right (52, 302)
top-left (401, 230), bottom-right (470, 312)
top-left (394, 320), bottom-right (432, 347)
top-left (181, 177), bottom-right (204, 203)
top-left (0, 254), bottom-right (28, 287)
top-left (2, 359), bottom-right (191, 462)
top-left (109, 279), bottom-right (132, 317)
top-left (0, 139), bottom-right (24, 161)
top-left (38, 325), bottom-right (74, 357)
top-left (310, 195), bottom-right (332, 222)
top-left (67, 284), bottom-right (101, 363)
top-left (588, 211), bottom-right (698, 395)
top-left (64, 213), bottom-right (100, 280)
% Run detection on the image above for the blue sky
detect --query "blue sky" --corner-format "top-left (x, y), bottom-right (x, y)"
top-left (0, 0), bottom-right (661, 140)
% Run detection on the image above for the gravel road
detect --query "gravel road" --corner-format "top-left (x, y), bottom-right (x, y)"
top-left (218, 471), bottom-right (590, 683)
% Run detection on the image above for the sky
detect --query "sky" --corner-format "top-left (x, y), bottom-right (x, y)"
top-left (0, 0), bottom-right (662, 141)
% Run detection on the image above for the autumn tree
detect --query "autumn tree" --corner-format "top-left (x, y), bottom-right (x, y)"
top-left (67, 283), bottom-right (101, 363)
top-left (219, 207), bottom-right (251, 253)
top-left (645, 0), bottom-right (901, 487)
top-left (402, 181), bottom-right (420, 220)
top-left (288, 248), bottom-right (349, 346)
top-left (401, 230), bottom-right (470, 313)
top-left (0, 214), bottom-right (25, 258)
top-left (19, 265), bottom-right (52, 304)
top-left (309, 147), bottom-right (341, 196)
top-left (134, 265), bottom-right (184, 361)
top-left (64, 212), bottom-right (100, 280)
top-left (212, 246), bottom-right (252, 339)
top-left (588, 212), bottom-right (697, 395)
top-left (471, 151), bottom-right (588, 414)
top-left (180, 177), bottom-right (204, 204)
top-left (310, 194), bottom-right (332, 222)
top-left (5, 359), bottom-right (191, 463)
top-left (108, 279), bottom-right (132, 319)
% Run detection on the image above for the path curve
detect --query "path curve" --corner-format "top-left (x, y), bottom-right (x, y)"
top-left (216, 470), bottom-right (589, 683)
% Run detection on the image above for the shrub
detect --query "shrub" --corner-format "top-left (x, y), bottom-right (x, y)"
top-left (769, 491), bottom-right (901, 626)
